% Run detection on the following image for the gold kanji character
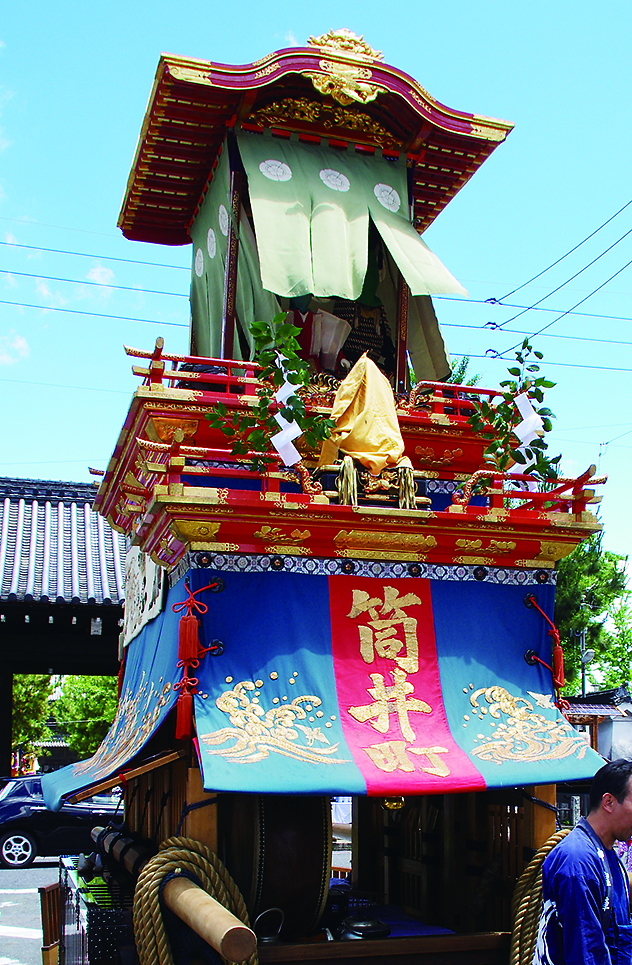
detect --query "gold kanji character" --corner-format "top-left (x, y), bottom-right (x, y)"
top-left (348, 669), bottom-right (431, 742)
top-left (409, 745), bottom-right (450, 777)
top-left (348, 587), bottom-right (422, 674)
top-left (347, 586), bottom-right (421, 620)
top-left (364, 740), bottom-right (415, 772)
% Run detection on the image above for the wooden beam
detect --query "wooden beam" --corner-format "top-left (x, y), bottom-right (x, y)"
top-left (220, 168), bottom-right (242, 359)
top-left (162, 876), bottom-right (256, 962)
top-left (396, 275), bottom-right (410, 393)
top-left (524, 785), bottom-right (556, 851)
top-left (67, 750), bottom-right (185, 803)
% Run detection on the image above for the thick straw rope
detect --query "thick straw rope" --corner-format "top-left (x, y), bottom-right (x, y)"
top-left (510, 829), bottom-right (570, 965)
top-left (133, 836), bottom-right (258, 965)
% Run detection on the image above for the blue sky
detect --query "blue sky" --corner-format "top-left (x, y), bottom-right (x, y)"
top-left (1, 1), bottom-right (631, 559)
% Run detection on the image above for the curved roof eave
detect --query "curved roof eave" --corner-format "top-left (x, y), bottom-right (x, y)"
top-left (118, 42), bottom-right (513, 246)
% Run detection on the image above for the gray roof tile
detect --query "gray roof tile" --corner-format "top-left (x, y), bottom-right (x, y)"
top-left (0, 478), bottom-right (126, 605)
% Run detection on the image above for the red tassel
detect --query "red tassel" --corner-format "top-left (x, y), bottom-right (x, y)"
top-left (178, 613), bottom-right (200, 662)
top-left (117, 655), bottom-right (126, 699)
top-left (176, 691), bottom-right (194, 740)
top-left (552, 641), bottom-right (565, 689)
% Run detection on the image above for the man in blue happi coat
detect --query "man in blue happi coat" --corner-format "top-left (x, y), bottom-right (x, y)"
top-left (534, 759), bottom-right (632, 965)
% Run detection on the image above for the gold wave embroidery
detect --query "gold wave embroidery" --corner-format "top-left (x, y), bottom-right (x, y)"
top-left (72, 672), bottom-right (173, 777)
top-left (468, 685), bottom-right (588, 764)
top-left (200, 680), bottom-right (350, 765)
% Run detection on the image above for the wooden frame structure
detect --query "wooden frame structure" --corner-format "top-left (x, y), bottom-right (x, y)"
top-left (44, 29), bottom-right (607, 965)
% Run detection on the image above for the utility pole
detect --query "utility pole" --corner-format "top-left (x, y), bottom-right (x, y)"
top-left (575, 604), bottom-right (596, 698)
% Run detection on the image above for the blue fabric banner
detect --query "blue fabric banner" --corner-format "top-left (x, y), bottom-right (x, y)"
top-left (41, 577), bottom-right (185, 811)
top-left (43, 567), bottom-right (603, 807)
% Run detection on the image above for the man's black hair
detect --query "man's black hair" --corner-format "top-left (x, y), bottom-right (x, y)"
top-left (589, 758), bottom-right (632, 811)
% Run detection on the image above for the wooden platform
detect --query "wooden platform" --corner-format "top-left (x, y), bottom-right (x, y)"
top-left (258, 932), bottom-right (511, 965)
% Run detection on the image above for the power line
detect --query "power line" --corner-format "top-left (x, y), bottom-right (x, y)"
top-left (0, 298), bottom-right (188, 328)
top-left (0, 214), bottom-right (121, 239)
top-left (0, 458), bottom-right (108, 466)
top-left (494, 197), bottom-right (632, 301)
top-left (436, 294), bottom-right (632, 326)
top-left (553, 422), bottom-right (632, 432)
top-left (0, 239), bottom-right (190, 271)
top-left (452, 352), bottom-right (632, 373)
top-left (441, 320), bottom-right (632, 349)
top-left (487, 225), bottom-right (632, 330)
top-left (0, 377), bottom-right (131, 394)
top-left (497, 257), bottom-right (632, 356)
top-left (2, 267), bottom-right (188, 298)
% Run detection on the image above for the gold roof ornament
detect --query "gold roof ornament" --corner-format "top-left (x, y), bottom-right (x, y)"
top-left (308, 27), bottom-right (383, 61)
top-left (304, 61), bottom-right (382, 106)
top-left (305, 28), bottom-right (384, 105)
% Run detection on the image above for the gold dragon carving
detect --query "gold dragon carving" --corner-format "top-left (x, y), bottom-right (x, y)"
top-left (251, 97), bottom-right (399, 147)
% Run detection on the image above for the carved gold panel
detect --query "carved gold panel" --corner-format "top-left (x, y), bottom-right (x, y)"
top-left (147, 418), bottom-right (199, 443)
top-left (538, 541), bottom-right (576, 563)
top-left (334, 530), bottom-right (437, 552)
top-left (173, 520), bottom-right (221, 543)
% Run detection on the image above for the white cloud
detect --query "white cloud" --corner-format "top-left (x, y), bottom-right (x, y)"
top-left (0, 331), bottom-right (29, 365)
top-left (3, 271), bottom-right (17, 289)
top-left (285, 30), bottom-right (298, 45)
top-left (5, 231), bottom-right (16, 244)
top-left (86, 265), bottom-right (115, 286)
top-left (35, 278), bottom-right (68, 308)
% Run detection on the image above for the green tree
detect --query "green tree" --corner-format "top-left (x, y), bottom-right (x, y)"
top-left (53, 675), bottom-right (118, 758)
top-left (206, 313), bottom-right (335, 474)
top-left (555, 535), bottom-right (628, 692)
top-left (446, 356), bottom-right (481, 386)
top-left (12, 674), bottom-right (52, 753)
top-left (589, 599), bottom-right (632, 691)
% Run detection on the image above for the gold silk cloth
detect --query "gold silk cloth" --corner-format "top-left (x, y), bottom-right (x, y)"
top-left (319, 354), bottom-right (412, 474)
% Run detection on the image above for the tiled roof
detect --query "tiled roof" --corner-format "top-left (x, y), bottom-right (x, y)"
top-left (569, 686), bottom-right (631, 706)
top-left (566, 703), bottom-right (626, 718)
top-left (0, 477), bottom-right (125, 605)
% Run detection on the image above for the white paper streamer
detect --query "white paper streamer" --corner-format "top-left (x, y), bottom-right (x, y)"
top-left (270, 355), bottom-right (302, 466)
top-left (513, 392), bottom-right (544, 447)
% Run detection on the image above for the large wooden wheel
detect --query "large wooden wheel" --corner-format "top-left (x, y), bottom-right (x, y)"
top-left (220, 794), bottom-right (332, 941)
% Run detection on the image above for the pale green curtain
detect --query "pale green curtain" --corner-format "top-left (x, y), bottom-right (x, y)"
top-left (189, 148), bottom-right (230, 358)
top-left (377, 248), bottom-right (452, 382)
top-left (189, 144), bottom-right (278, 359)
top-left (236, 130), bottom-right (467, 300)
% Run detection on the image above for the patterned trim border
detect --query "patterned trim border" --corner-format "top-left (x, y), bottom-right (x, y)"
top-left (170, 552), bottom-right (556, 587)
top-left (426, 480), bottom-right (458, 494)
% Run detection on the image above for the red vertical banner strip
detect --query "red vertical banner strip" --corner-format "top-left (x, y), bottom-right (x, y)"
top-left (328, 576), bottom-right (486, 795)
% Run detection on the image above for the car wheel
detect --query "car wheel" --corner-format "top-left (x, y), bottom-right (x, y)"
top-left (0, 831), bottom-right (37, 868)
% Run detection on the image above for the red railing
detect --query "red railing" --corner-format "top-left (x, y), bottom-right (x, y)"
top-left (125, 339), bottom-right (502, 426)
top-left (407, 380), bottom-right (501, 420)
top-left (125, 338), bottom-right (261, 396)
top-left (452, 465), bottom-right (605, 516)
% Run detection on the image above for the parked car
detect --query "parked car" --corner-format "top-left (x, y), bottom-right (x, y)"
top-left (0, 777), bottom-right (122, 868)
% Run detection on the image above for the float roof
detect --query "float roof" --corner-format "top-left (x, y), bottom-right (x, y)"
top-left (118, 29), bottom-right (513, 246)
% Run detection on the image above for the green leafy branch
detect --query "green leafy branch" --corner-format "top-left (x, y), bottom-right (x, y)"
top-left (467, 338), bottom-right (561, 482)
top-left (205, 313), bottom-right (335, 473)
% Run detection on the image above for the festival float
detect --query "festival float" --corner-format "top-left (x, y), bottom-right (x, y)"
top-left (42, 29), bottom-right (606, 965)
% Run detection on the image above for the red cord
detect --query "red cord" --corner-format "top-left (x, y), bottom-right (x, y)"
top-left (171, 579), bottom-right (219, 738)
top-left (171, 578), bottom-right (219, 617)
top-left (526, 594), bottom-right (568, 714)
